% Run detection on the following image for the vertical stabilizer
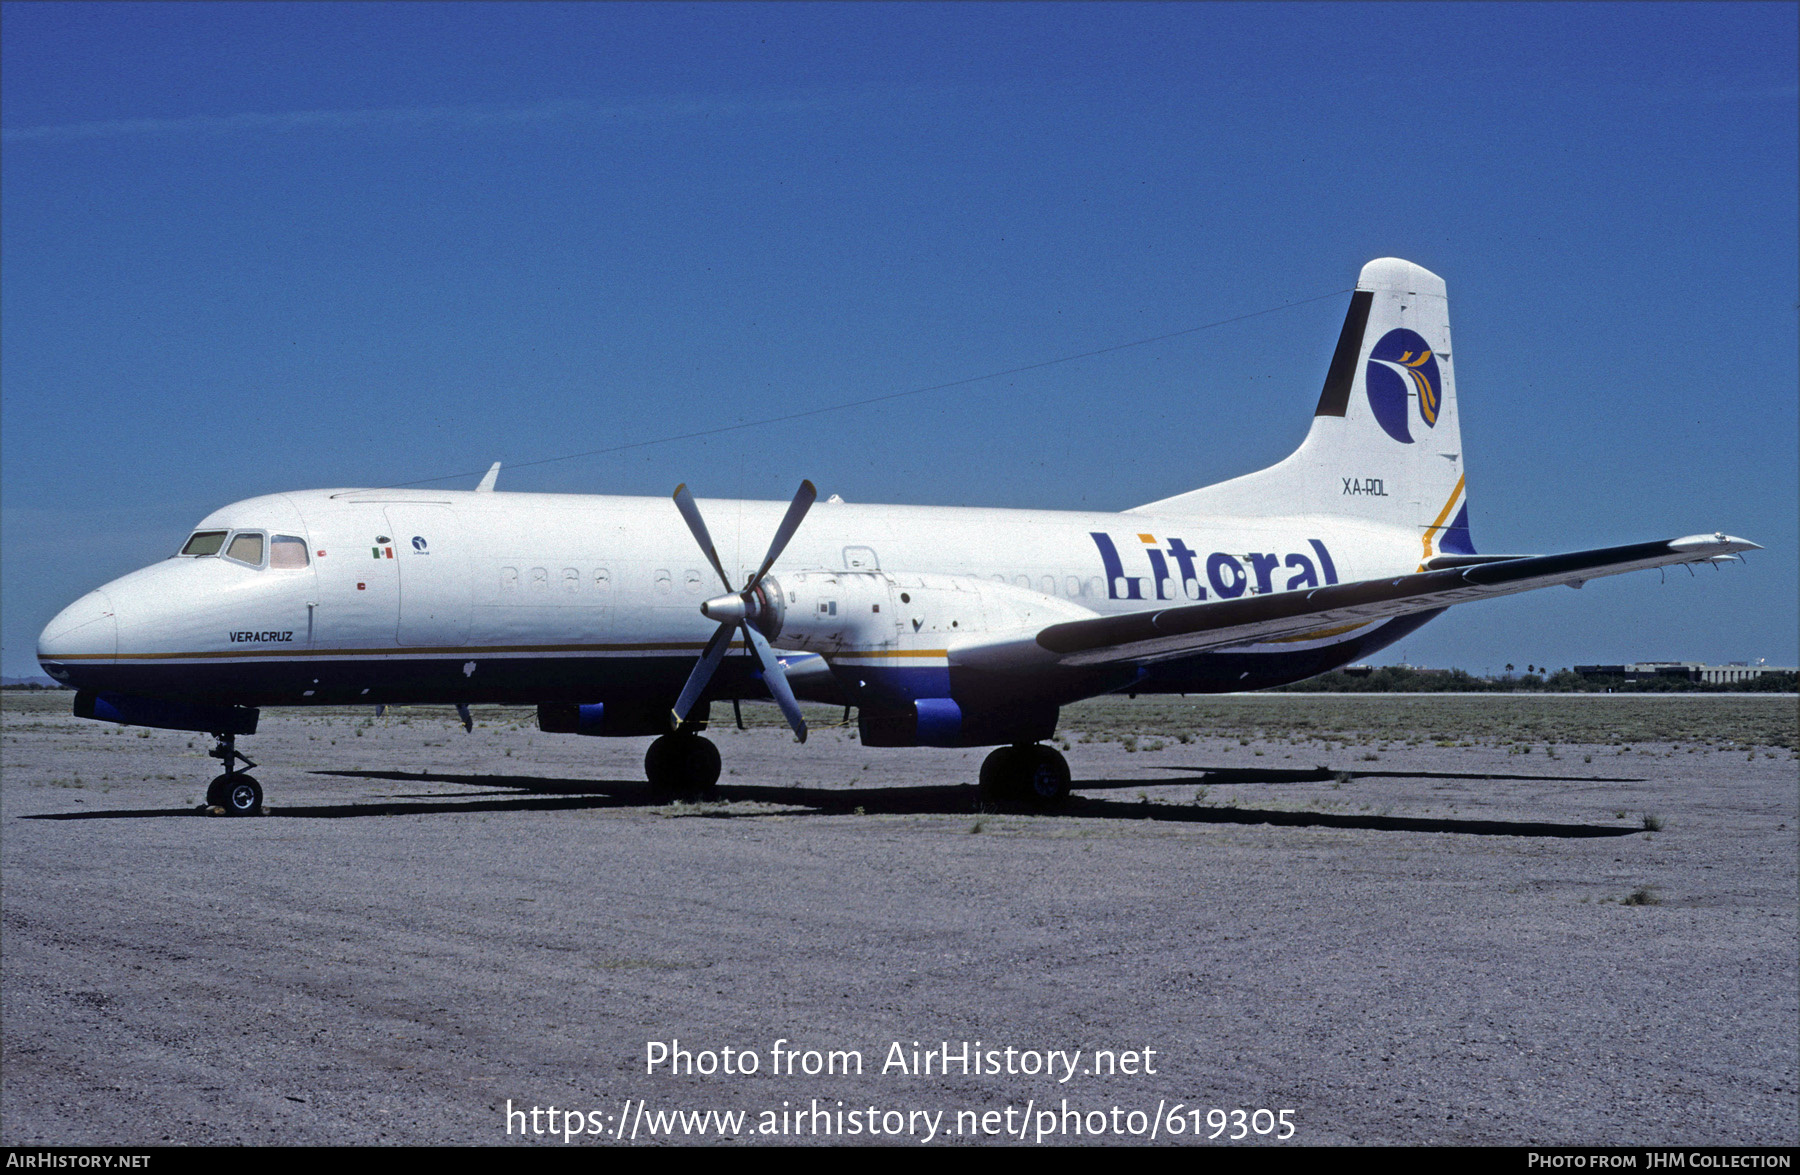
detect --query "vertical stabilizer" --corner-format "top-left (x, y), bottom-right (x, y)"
top-left (1132, 258), bottom-right (1473, 562)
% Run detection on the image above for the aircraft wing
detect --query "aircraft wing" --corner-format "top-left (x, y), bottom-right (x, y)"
top-left (962, 534), bottom-right (1759, 670)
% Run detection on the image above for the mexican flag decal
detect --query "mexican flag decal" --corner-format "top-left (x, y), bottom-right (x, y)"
top-left (372, 535), bottom-right (395, 559)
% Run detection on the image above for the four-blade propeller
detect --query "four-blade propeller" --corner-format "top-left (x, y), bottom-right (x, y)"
top-left (669, 480), bottom-right (816, 742)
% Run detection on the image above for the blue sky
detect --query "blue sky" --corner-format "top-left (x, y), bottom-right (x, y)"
top-left (4, 2), bottom-right (1796, 678)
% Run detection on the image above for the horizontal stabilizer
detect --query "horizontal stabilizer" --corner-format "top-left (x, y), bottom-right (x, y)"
top-left (1032, 534), bottom-right (1760, 667)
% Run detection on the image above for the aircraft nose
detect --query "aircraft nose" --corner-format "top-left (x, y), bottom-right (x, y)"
top-left (37, 589), bottom-right (118, 675)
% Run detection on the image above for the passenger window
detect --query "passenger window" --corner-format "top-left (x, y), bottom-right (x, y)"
top-left (225, 532), bottom-right (264, 566)
top-left (562, 568), bottom-right (580, 592)
top-left (181, 530), bottom-right (228, 556)
top-left (593, 568), bottom-right (611, 590)
top-left (269, 536), bottom-right (309, 569)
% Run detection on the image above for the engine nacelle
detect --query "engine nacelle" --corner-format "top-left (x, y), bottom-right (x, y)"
top-left (857, 697), bottom-right (1059, 748)
top-left (766, 570), bottom-right (1095, 747)
top-left (764, 571), bottom-right (896, 652)
top-left (767, 570), bottom-right (1096, 655)
top-left (537, 701), bottom-right (705, 737)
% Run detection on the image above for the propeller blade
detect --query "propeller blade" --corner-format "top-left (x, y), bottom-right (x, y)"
top-left (672, 483), bottom-right (734, 592)
top-left (744, 625), bottom-right (807, 743)
top-left (749, 480), bottom-right (817, 587)
top-left (671, 478), bottom-right (814, 742)
top-left (671, 621), bottom-right (736, 725)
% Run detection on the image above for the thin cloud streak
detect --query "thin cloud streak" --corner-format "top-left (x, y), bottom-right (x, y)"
top-left (1, 94), bottom-right (843, 144)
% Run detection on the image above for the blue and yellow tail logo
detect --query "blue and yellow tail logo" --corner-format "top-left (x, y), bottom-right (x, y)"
top-left (1366, 328), bottom-right (1440, 443)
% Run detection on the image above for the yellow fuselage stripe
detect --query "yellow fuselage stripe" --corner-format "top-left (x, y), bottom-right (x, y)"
top-left (1262, 621), bottom-right (1373, 644)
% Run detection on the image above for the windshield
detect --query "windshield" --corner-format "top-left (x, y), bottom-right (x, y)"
top-left (225, 532), bottom-right (264, 566)
top-left (180, 530), bottom-right (228, 556)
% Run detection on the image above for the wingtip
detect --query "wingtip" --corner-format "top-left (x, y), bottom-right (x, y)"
top-left (1670, 533), bottom-right (1761, 555)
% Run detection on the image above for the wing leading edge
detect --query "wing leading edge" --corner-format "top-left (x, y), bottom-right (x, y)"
top-left (1024, 534), bottom-right (1759, 668)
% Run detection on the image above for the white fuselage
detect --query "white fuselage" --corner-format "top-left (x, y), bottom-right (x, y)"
top-left (37, 486), bottom-right (1428, 718)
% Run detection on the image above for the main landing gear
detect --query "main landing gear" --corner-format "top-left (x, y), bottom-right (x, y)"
top-left (979, 743), bottom-right (1072, 807)
top-left (644, 732), bottom-right (721, 798)
top-left (204, 732), bottom-right (262, 817)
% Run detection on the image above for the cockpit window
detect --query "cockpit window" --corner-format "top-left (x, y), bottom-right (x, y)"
top-left (269, 535), bottom-right (309, 569)
top-left (225, 532), bottom-right (265, 566)
top-left (180, 530), bottom-right (228, 557)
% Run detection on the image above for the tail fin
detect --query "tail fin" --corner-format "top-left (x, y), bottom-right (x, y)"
top-left (1132, 258), bottom-right (1472, 562)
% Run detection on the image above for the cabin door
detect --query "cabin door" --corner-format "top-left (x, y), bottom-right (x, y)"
top-left (384, 504), bottom-right (472, 646)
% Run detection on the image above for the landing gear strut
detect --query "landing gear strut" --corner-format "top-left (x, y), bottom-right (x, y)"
top-left (644, 733), bottom-right (721, 798)
top-left (979, 743), bottom-right (1071, 807)
top-left (204, 732), bottom-right (262, 816)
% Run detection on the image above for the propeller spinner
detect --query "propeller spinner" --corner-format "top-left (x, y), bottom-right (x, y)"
top-left (670, 480), bottom-right (816, 742)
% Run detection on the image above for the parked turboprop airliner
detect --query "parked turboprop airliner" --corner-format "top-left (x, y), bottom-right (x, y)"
top-left (37, 259), bottom-right (1757, 815)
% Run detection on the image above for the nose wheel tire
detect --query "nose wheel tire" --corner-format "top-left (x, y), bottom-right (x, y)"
top-left (645, 734), bottom-right (721, 798)
top-left (208, 773), bottom-right (262, 816)
top-left (979, 744), bottom-right (1070, 807)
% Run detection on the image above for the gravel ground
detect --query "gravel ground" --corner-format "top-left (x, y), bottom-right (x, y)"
top-left (2, 693), bottom-right (1795, 1147)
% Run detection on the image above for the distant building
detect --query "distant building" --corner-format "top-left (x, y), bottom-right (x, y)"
top-left (1573, 662), bottom-right (1796, 685)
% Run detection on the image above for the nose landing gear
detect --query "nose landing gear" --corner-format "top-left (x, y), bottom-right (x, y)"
top-left (204, 732), bottom-right (262, 816)
top-left (979, 743), bottom-right (1072, 807)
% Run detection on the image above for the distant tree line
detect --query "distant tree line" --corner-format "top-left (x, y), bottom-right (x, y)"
top-left (1269, 667), bottom-right (1798, 693)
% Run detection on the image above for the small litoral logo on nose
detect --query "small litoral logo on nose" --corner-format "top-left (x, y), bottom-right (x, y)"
top-left (412, 536), bottom-right (428, 552)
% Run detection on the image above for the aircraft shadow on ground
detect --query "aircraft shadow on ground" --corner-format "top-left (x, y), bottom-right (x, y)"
top-left (1139, 764), bottom-right (1649, 785)
top-left (21, 766), bottom-right (1643, 839)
